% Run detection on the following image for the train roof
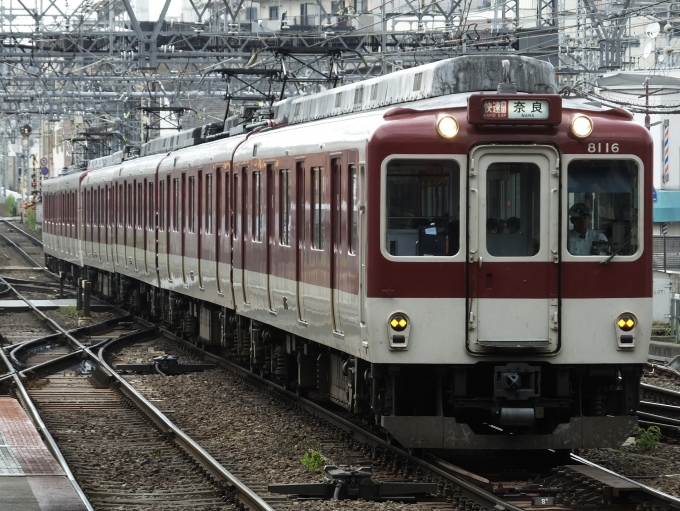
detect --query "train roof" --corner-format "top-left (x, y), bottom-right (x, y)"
top-left (282, 55), bottom-right (556, 126)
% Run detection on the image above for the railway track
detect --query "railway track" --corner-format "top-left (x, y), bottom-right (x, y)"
top-left (114, 327), bottom-right (680, 511)
top-left (0, 218), bottom-right (44, 269)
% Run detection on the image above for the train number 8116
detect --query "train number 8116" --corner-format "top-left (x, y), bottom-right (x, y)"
top-left (587, 142), bottom-right (619, 153)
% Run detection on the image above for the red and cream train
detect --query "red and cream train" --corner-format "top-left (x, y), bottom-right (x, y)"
top-left (42, 55), bottom-right (652, 450)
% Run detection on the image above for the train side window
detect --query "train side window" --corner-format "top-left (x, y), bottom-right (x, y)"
top-left (486, 162), bottom-right (541, 257)
top-left (173, 178), bottom-right (179, 232)
top-left (385, 159), bottom-right (460, 257)
top-left (234, 173), bottom-right (239, 238)
top-left (566, 159), bottom-right (639, 257)
top-left (206, 173), bottom-right (213, 235)
top-left (127, 184), bottom-right (132, 228)
top-left (148, 182), bottom-right (154, 231)
top-left (280, 169), bottom-right (291, 246)
top-left (349, 165), bottom-right (357, 255)
top-left (253, 171), bottom-right (262, 242)
top-left (312, 166), bottom-right (325, 250)
top-left (159, 181), bottom-right (165, 232)
top-left (138, 182), bottom-right (143, 229)
top-left (188, 176), bottom-right (196, 234)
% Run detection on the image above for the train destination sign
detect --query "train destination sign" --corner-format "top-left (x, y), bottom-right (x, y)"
top-left (467, 94), bottom-right (562, 126)
top-left (482, 99), bottom-right (549, 120)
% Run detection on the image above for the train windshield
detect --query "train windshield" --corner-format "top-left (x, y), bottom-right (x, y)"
top-left (385, 159), bottom-right (460, 257)
top-left (566, 159), bottom-right (639, 257)
top-left (485, 162), bottom-right (541, 257)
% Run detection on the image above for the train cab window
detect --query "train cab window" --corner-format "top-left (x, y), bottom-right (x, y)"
top-left (566, 159), bottom-right (639, 257)
top-left (486, 162), bottom-right (541, 257)
top-left (385, 159), bottom-right (460, 257)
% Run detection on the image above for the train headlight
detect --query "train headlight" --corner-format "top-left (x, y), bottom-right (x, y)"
top-left (388, 312), bottom-right (411, 350)
top-left (615, 312), bottom-right (637, 349)
top-left (570, 114), bottom-right (593, 138)
top-left (437, 115), bottom-right (459, 139)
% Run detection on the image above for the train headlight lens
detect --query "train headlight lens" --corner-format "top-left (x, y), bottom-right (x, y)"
top-left (571, 115), bottom-right (593, 138)
top-left (390, 315), bottom-right (408, 331)
top-left (617, 313), bottom-right (636, 332)
top-left (437, 116), bottom-right (459, 139)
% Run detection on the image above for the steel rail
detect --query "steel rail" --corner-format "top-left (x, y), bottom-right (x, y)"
top-left (159, 327), bottom-right (525, 511)
top-left (0, 229), bottom-right (43, 268)
top-left (0, 218), bottom-right (43, 247)
top-left (571, 453), bottom-right (680, 507)
top-left (641, 382), bottom-right (680, 400)
top-left (0, 338), bottom-right (94, 511)
top-left (97, 333), bottom-right (275, 511)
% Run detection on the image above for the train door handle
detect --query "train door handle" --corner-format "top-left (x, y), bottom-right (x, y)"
top-left (478, 256), bottom-right (482, 268)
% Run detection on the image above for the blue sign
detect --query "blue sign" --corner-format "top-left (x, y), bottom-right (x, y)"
top-left (41, 166), bottom-right (49, 176)
top-left (653, 187), bottom-right (658, 204)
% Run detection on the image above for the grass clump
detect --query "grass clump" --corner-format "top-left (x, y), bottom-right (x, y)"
top-left (301, 451), bottom-right (325, 473)
top-left (57, 305), bottom-right (81, 316)
top-left (25, 209), bottom-right (36, 231)
top-left (5, 196), bottom-right (15, 216)
top-left (635, 426), bottom-right (661, 451)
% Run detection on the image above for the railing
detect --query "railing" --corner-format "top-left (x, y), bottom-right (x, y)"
top-left (654, 235), bottom-right (680, 272)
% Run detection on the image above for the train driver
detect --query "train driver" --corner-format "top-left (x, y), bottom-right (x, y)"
top-left (567, 203), bottom-right (608, 256)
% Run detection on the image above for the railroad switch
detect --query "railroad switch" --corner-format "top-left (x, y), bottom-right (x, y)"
top-left (114, 355), bottom-right (215, 376)
top-left (268, 465), bottom-right (437, 501)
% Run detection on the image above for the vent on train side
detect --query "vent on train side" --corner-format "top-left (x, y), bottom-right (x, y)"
top-left (285, 55), bottom-right (557, 125)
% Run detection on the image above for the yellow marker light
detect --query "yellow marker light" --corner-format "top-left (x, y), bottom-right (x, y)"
top-left (390, 315), bottom-right (408, 332)
top-left (437, 116), bottom-right (459, 139)
top-left (571, 114), bottom-right (593, 138)
top-left (616, 313), bottom-right (636, 332)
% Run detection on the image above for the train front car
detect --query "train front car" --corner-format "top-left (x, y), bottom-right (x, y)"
top-left (368, 56), bottom-right (652, 450)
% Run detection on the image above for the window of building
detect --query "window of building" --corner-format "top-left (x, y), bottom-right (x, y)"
top-left (269, 6), bottom-right (279, 19)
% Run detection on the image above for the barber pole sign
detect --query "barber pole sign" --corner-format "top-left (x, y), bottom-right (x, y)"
top-left (663, 119), bottom-right (670, 184)
top-left (662, 222), bottom-right (668, 236)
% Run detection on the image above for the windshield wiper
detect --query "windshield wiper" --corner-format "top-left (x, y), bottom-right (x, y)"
top-left (600, 235), bottom-right (631, 266)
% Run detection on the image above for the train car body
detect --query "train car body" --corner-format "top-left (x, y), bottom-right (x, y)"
top-left (42, 55), bottom-right (652, 450)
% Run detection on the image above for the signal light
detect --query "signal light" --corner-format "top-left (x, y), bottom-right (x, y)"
top-left (21, 124), bottom-right (31, 137)
top-left (389, 315), bottom-right (408, 331)
top-left (616, 313), bottom-right (636, 332)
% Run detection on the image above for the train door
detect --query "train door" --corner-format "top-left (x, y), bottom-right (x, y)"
top-left (266, 164), bottom-right (275, 311)
top-left (467, 145), bottom-right (559, 352)
top-left (240, 167), bottom-right (248, 304)
top-left (182, 171), bottom-right (199, 285)
top-left (181, 173), bottom-right (187, 284)
top-left (97, 187), bottom-right (103, 263)
top-left (330, 158), bottom-right (342, 333)
top-left (141, 179), bottom-right (148, 274)
top-left (295, 161), bottom-right (306, 322)
top-left (200, 170), bottom-right (216, 290)
top-left (105, 186), bottom-right (110, 264)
